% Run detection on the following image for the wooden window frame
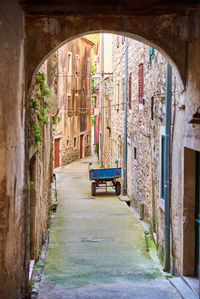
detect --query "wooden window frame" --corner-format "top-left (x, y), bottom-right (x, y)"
top-left (138, 63), bottom-right (143, 103)
top-left (161, 134), bottom-right (166, 200)
top-left (67, 52), bottom-right (72, 75)
top-left (128, 72), bottom-right (132, 110)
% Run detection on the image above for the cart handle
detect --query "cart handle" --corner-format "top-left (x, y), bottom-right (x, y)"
top-left (89, 162), bottom-right (93, 171)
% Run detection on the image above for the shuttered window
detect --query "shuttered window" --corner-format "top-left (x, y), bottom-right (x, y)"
top-left (148, 47), bottom-right (155, 67)
top-left (115, 82), bottom-right (119, 111)
top-left (138, 63), bottom-right (143, 103)
top-left (75, 95), bottom-right (80, 115)
top-left (161, 135), bottom-right (166, 199)
top-left (122, 78), bottom-right (125, 111)
top-left (67, 52), bottom-right (72, 75)
top-left (67, 95), bottom-right (72, 117)
top-left (75, 54), bottom-right (80, 75)
top-left (128, 72), bottom-right (132, 109)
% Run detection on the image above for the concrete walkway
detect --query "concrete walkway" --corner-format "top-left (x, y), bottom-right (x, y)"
top-left (38, 157), bottom-right (181, 299)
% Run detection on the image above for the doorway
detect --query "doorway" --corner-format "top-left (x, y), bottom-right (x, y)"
top-left (80, 134), bottom-right (84, 159)
top-left (183, 148), bottom-right (200, 279)
top-left (54, 138), bottom-right (60, 168)
top-left (195, 151), bottom-right (200, 277)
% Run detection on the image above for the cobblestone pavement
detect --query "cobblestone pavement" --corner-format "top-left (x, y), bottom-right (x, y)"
top-left (38, 157), bottom-right (181, 299)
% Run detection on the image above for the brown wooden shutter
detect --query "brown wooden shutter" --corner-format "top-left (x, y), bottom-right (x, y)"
top-left (54, 138), bottom-right (60, 168)
top-left (129, 72), bottom-right (132, 109)
top-left (138, 63), bottom-right (143, 103)
top-left (67, 95), bottom-right (72, 117)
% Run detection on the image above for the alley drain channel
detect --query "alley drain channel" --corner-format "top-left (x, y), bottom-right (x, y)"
top-left (80, 197), bottom-right (95, 200)
top-left (83, 238), bottom-right (109, 242)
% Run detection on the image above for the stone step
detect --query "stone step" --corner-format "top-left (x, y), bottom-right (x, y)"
top-left (169, 277), bottom-right (198, 299)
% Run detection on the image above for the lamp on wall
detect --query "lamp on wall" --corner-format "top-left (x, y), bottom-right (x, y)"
top-left (188, 106), bottom-right (200, 124)
top-left (92, 71), bottom-right (101, 93)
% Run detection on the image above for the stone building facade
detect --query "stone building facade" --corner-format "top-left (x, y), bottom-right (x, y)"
top-left (28, 55), bottom-right (59, 261)
top-left (53, 37), bottom-right (93, 167)
top-left (102, 35), bottom-right (184, 272)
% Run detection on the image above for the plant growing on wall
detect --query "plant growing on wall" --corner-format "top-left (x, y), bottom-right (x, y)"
top-left (51, 115), bottom-right (61, 126)
top-left (94, 143), bottom-right (99, 157)
top-left (29, 72), bottom-right (51, 152)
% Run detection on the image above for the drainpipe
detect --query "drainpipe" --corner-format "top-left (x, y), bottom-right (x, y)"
top-left (123, 37), bottom-right (128, 194)
top-left (100, 34), bottom-right (104, 167)
top-left (164, 62), bottom-right (172, 272)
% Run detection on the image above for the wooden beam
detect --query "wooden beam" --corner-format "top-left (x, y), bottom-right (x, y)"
top-left (19, 1), bottom-right (198, 17)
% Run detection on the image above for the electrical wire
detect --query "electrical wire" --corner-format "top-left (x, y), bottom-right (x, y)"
top-left (56, 40), bottom-right (133, 85)
top-left (58, 87), bottom-right (182, 113)
top-left (112, 40), bottom-right (133, 74)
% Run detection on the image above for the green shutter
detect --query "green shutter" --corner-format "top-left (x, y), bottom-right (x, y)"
top-left (148, 47), bottom-right (155, 67)
top-left (161, 135), bottom-right (165, 199)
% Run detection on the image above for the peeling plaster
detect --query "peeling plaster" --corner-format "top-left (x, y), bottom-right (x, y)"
top-left (43, 18), bottom-right (61, 35)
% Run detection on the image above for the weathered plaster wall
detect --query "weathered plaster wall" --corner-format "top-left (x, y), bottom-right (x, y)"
top-left (28, 60), bottom-right (54, 261)
top-left (25, 12), bottom-right (195, 89)
top-left (53, 38), bottom-right (92, 166)
top-left (0, 1), bottom-right (28, 298)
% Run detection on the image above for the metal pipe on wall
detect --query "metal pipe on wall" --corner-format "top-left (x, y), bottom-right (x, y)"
top-left (164, 62), bottom-right (172, 272)
top-left (123, 37), bottom-right (128, 194)
top-left (100, 34), bottom-right (104, 167)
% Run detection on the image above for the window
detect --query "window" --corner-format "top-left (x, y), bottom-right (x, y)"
top-left (67, 140), bottom-right (69, 146)
top-left (161, 135), bottom-right (166, 199)
top-left (117, 36), bottom-right (120, 48)
top-left (138, 63), bottom-right (143, 103)
top-left (134, 147), bottom-right (137, 159)
top-left (151, 96), bottom-right (154, 120)
top-left (74, 137), bottom-right (76, 148)
top-left (67, 95), bottom-right (72, 117)
top-left (115, 82), bottom-right (119, 111)
top-left (128, 72), bottom-right (132, 109)
top-left (122, 78), bottom-right (125, 111)
top-left (75, 54), bottom-right (80, 75)
top-left (67, 52), bottom-right (72, 75)
top-left (148, 47), bottom-right (155, 67)
top-left (87, 57), bottom-right (91, 77)
top-left (75, 95), bottom-right (80, 115)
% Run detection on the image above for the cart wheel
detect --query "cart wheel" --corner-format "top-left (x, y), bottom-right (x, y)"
top-left (115, 182), bottom-right (121, 195)
top-left (91, 182), bottom-right (96, 196)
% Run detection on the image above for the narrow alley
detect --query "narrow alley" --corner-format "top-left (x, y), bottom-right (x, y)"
top-left (38, 157), bottom-right (181, 299)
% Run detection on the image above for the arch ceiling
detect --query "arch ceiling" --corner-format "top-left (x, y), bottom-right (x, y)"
top-left (21, 1), bottom-right (200, 89)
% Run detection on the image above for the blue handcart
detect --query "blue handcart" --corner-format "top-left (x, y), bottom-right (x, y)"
top-left (89, 161), bottom-right (121, 196)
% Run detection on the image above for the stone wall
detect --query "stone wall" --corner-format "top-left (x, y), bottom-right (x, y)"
top-left (28, 59), bottom-right (55, 261)
top-left (0, 1), bottom-right (28, 298)
top-left (103, 34), bottom-right (183, 270)
top-left (53, 38), bottom-right (92, 166)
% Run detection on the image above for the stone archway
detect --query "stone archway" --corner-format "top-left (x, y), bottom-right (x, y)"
top-left (24, 9), bottom-right (200, 277)
top-left (25, 13), bottom-right (195, 91)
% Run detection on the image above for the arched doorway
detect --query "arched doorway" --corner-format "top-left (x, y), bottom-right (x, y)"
top-left (1, 1), bottom-right (200, 297)
top-left (26, 19), bottom-right (200, 291)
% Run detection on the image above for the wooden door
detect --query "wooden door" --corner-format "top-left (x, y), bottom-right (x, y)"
top-left (195, 151), bottom-right (200, 277)
top-left (54, 138), bottom-right (60, 168)
top-left (80, 135), bottom-right (83, 159)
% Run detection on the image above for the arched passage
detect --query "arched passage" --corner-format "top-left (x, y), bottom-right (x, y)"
top-left (1, 1), bottom-right (200, 297)
top-left (26, 19), bottom-right (200, 276)
top-left (25, 13), bottom-right (193, 90)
